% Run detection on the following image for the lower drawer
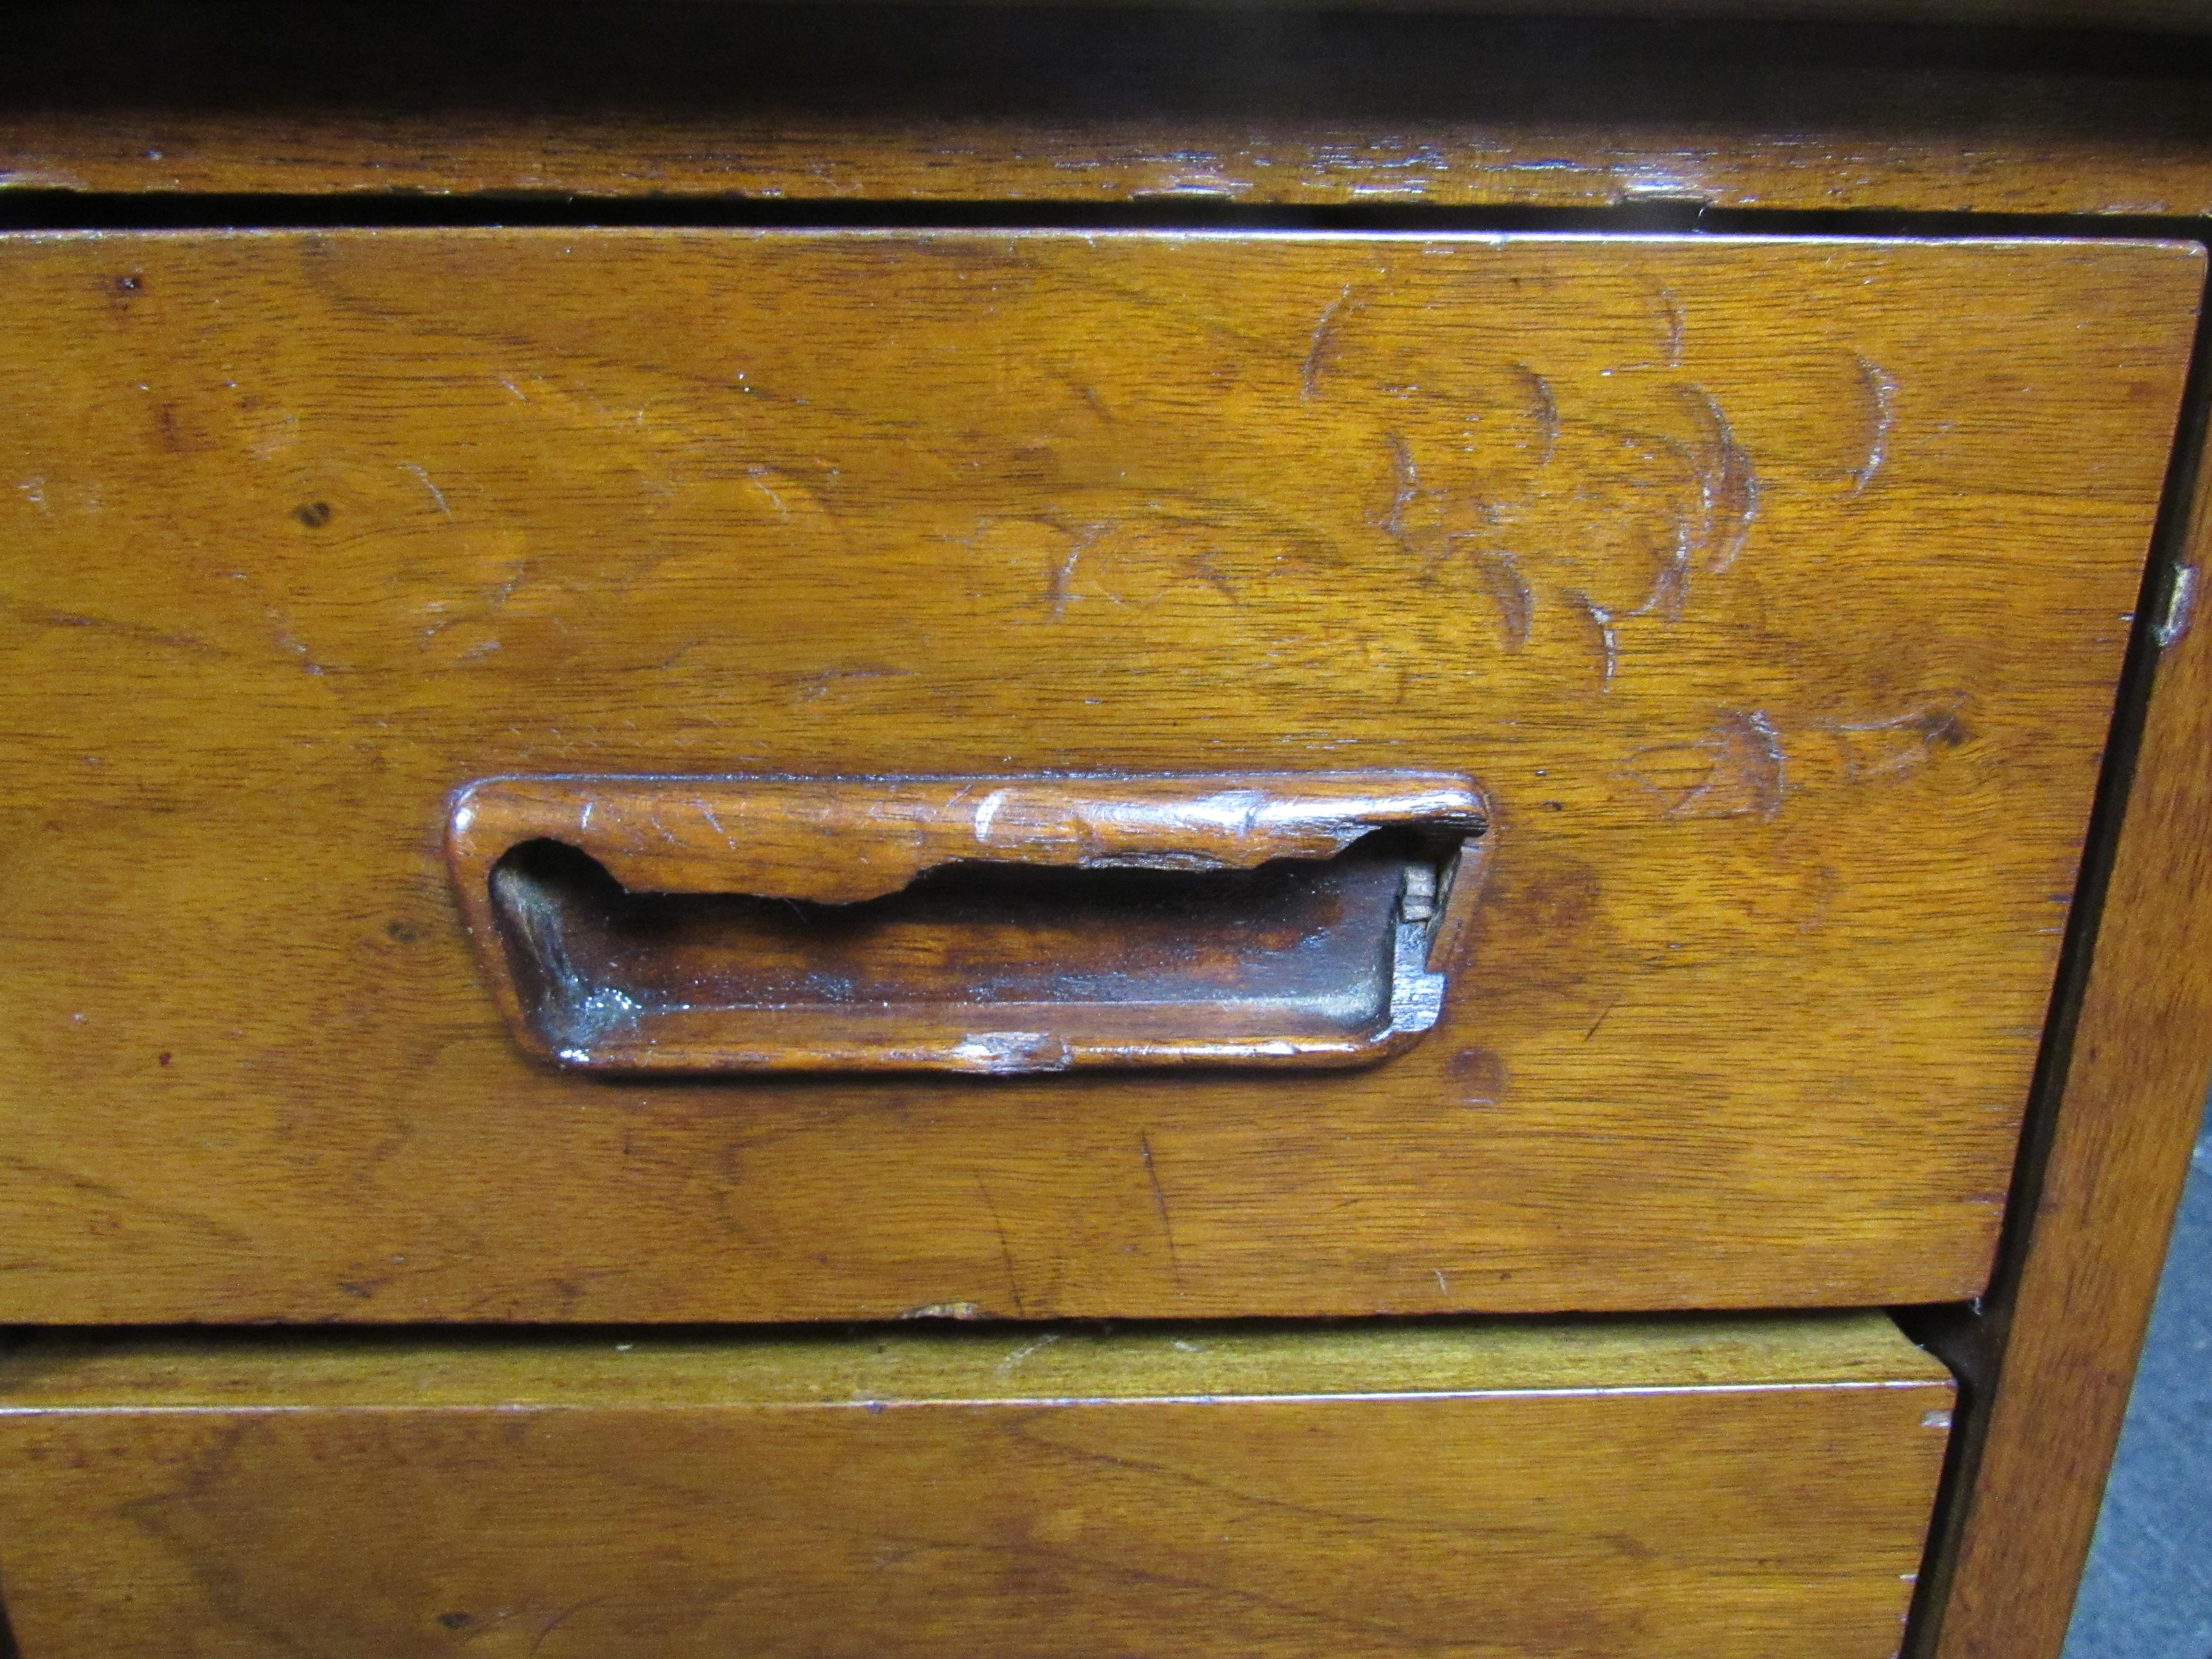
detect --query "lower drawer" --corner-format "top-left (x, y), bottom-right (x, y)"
top-left (0, 1315), bottom-right (1951, 1659)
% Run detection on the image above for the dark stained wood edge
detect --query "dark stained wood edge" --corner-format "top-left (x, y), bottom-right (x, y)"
top-left (1910, 260), bottom-right (2212, 1659)
top-left (11, 8), bottom-right (2212, 216)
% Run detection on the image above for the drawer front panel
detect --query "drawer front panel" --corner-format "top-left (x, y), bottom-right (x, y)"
top-left (0, 228), bottom-right (2197, 1318)
top-left (0, 1317), bottom-right (1951, 1659)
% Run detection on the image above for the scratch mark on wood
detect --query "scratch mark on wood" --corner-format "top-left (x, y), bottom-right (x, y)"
top-left (1049, 544), bottom-right (1083, 618)
top-left (697, 798), bottom-right (736, 850)
top-left (1619, 509), bottom-right (1695, 627)
top-left (1381, 433), bottom-right (1419, 552)
top-left (1511, 365), bottom-right (1559, 467)
top-left (1679, 386), bottom-right (1759, 573)
top-left (1139, 1129), bottom-right (1184, 1284)
top-left (974, 1171), bottom-right (1028, 1318)
top-left (1851, 356), bottom-right (1899, 496)
top-left (268, 610), bottom-right (327, 676)
top-left (1301, 283), bottom-right (1354, 400)
top-left (745, 466), bottom-right (791, 521)
top-left (1187, 548), bottom-right (1241, 601)
top-left (1565, 589), bottom-right (1618, 687)
top-left (401, 462), bottom-right (452, 517)
top-left (777, 664), bottom-right (914, 703)
top-left (529, 1597), bottom-right (611, 1655)
top-left (995, 1332), bottom-right (1060, 1374)
top-left (1658, 288), bottom-right (1686, 368)
top-left (2, 596), bottom-right (226, 658)
top-left (1585, 998), bottom-right (1623, 1041)
top-left (473, 565), bottom-right (526, 619)
top-left (1625, 710), bottom-right (1787, 819)
top-left (1472, 551), bottom-right (1534, 649)
top-left (1825, 695), bottom-right (1971, 780)
top-left (1047, 523), bottom-right (1111, 619)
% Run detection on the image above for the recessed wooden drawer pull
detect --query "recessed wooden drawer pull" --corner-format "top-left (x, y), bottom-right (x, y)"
top-left (446, 772), bottom-right (1490, 1074)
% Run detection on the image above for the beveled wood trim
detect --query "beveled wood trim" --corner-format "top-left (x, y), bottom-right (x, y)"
top-left (1917, 336), bottom-right (2212, 1659)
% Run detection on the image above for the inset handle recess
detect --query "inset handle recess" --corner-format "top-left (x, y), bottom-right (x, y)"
top-left (446, 773), bottom-right (1489, 1074)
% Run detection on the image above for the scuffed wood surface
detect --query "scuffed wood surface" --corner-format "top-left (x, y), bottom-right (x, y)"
top-left (17, 110), bottom-right (2212, 218)
top-left (0, 1315), bottom-right (1952, 1659)
top-left (12, 8), bottom-right (2212, 214)
top-left (0, 228), bottom-right (2195, 1321)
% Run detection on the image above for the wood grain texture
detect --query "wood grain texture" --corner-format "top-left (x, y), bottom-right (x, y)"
top-left (449, 770), bottom-right (1487, 1072)
top-left (12, 8), bottom-right (2212, 215)
top-left (1913, 370), bottom-right (2212, 1658)
top-left (0, 228), bottom-right (2194, 1322)
top-left (0, 1315), bottom-right (1953, 1659)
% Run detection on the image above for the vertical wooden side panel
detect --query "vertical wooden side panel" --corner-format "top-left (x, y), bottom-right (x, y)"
top-left (1924, 388), bottom-right (2212, 1658)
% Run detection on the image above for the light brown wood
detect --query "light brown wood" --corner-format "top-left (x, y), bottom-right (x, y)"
top-left (0, 1314), bottom-right (1954, 1659)
top-left (1912, 379), bottom-right (2212, 1657)
top-left (448, 770), bottom-right (1487, 1072)
top-left (0, 228), bottom-right (2194, 1322)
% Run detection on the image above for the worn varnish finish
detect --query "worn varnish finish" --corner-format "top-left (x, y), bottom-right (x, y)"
top-left (450, 771), bottom-right (1489, 1072)
top-left (13, 8), bottom-right (2212, 216)
top-left (449, 772), bottom-right (1490, 908)
top-left (0, 228), bottom-right (2195, 1322)
top-left (0, 1314), bottom-right (1953, 1659)
top-left (18, 109), bottom-right (2212, 219)
top-left (1910, 396), bottom-right (2212, 1657)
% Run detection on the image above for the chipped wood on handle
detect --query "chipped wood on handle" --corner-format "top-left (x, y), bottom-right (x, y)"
top-left (0, 1313), bottom-right (1954, 1659)
top-left (0, 228), bottom-right (2195, 1320)
top-left (446, 771), bottom-right (1487, 904)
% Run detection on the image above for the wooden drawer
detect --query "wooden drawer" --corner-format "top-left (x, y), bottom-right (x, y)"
top-left (0, 228), bottom-right (2197, 1321)
top-left (0, 1314), bottom-right (1951, 1659)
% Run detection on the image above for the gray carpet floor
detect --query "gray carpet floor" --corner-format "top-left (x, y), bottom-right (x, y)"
top-left (2064, 1105), bottom-right (2212, 1659)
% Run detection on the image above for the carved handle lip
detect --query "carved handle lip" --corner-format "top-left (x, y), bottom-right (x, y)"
top-left (446, 769), bottom-right (1488, 906)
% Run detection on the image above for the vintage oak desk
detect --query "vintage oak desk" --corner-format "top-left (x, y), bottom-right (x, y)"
top-left (3, 5), bottom-right (2212, 1656)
